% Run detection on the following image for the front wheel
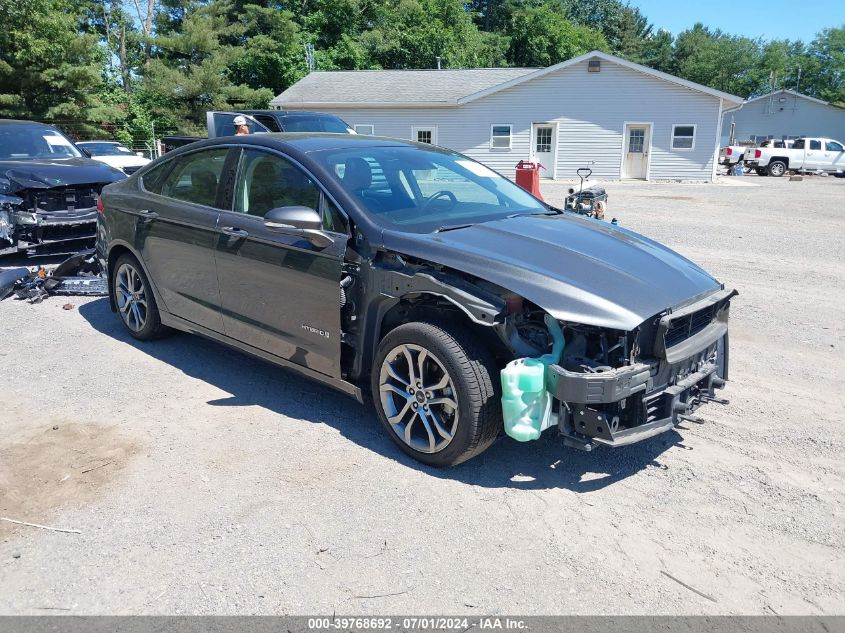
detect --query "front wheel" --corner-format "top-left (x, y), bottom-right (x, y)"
top-left (371, 321), bottom-right (502, 467)
top-left (768, 160), bottom-right (787, 177)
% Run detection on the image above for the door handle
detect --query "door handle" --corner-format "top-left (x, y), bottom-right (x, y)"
top-left (220, 226), bottom-right (249, 238)
top-left (137, 209), bottom-right (158, 220)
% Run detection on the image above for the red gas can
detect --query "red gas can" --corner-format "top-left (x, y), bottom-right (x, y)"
top-left (514, 161), bottom-right (544, 200)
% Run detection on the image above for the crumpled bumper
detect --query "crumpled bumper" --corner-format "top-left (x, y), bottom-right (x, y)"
top-left (548, 288), bottom-right (736, 449)
top-left (1, 194), bottom-right (97, 257)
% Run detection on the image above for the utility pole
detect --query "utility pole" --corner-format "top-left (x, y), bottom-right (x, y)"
top-left (304, 43), bottom-right (316, 73)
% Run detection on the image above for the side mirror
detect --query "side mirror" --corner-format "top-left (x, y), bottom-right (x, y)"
top-left (78, 147), bottom-right (92, 158)
top-left (263, 206), bottom-right (334, 248)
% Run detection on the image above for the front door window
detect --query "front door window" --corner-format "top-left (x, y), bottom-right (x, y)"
top-left (628, 128), bottom-right (645, 153)
top-left (233, 149), bottom-right (346, 233)
top-left (535, 127), bottom-right (553, 153)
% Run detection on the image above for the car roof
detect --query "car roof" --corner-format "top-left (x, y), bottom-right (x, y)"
top-left (78, 140), bottom-right (121, 145)
top-left (172, 132), bottom-right (424, 155)
top-left (239, 110), bottom-right (344, 118)
top-left (0, 119), bottom-right (58, 127)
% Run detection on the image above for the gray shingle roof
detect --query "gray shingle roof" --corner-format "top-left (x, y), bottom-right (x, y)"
top-left (271, 68), bottom-right (538, 106)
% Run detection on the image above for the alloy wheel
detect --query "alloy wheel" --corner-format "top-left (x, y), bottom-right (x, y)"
top-left (378, 343), bottom-right (459, 454)
top-left (115, 263), bottom-right (148, 332)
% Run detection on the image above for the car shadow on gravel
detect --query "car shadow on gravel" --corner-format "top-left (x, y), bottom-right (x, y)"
top-left (80, 297), bottom-right (677, 492)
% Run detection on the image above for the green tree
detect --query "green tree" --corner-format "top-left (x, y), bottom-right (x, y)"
top-left (507, 3), bottom-right (608, 67)
top-left (142, 0), bottom-right (273, 131)
top-left (0, 0), bottom-right (107, 122)
top-left (804, 26), bottom-right (845, 106)
top-left (362, 0), bottom-right (499, 69)
top-left (673, 23), bottom-right (762, 97)
top-left (640, 28), bottom-right (675, 73)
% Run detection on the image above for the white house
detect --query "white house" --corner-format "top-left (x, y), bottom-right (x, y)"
top-left (271, 51), bottom-right (743, 182)
top-left (722, 89), bottom-right (845, 145)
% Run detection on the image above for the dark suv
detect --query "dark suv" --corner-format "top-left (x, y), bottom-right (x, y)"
top-left (97, 133), bottom-right (734, 467)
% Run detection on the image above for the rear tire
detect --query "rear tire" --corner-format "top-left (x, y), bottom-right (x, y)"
top-left (767, 161), bottom-right (787, 177)
top-left (111, 253), bottom-right (168, 341)
top-left (371, 321), bottom-right (502, 467)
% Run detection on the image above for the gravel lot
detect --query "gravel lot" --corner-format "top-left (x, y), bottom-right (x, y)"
top-left (1, 174), bottom-right (843, 616)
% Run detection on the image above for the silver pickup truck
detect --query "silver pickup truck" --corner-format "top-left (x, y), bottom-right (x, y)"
top-left (745, 137), bottom-right (845, 176)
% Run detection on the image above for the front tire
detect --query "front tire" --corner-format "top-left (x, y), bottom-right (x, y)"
top-left (768, 160), bottom-right (787, 177)
top-left (111, 253), bottom-right (168, 340)
top-left (371, 321), bottom-right (502, 467)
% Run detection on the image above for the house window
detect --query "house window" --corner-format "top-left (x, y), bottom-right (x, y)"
top-left (671, 124), bottom-right (696, 150)
top-left (490, 125), bottom-right (512, 149)
top-left (354, 124), bottom-right (374, 135)
top-left (412, 126), bottom-right (437, 145)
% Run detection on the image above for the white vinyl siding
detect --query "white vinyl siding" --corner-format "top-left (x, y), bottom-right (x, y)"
top-left (490, 125), bottom-right (512, 149)
top-left (354, 124), bottom-right (374, 135)
top-left (722, 92), bottom-right (845, 145)
top-left (671, 124), bottom-right (696, 150)
top-left (285, 59), bottom-right (724, 181)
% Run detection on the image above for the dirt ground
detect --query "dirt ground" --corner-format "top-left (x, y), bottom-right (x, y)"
top-left (0, 174), bottom-right (843, 615)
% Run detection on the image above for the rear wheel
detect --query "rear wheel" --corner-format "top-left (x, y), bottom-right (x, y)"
top-left (371, 321), bottom-right (501, 467)
top-left (768, 160), bottom-right (787, 177)
top-left (112, 253), bottom-right (168, 340)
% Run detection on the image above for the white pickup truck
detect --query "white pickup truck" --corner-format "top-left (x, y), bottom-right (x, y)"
top-left (746, 137), bottom-right (845, 176)
top-left (718, 145), bottom-right (748, 167)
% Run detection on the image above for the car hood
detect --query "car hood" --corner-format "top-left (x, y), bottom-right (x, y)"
top-left (381, 213), bottom-right (723, 331)
top-left (0, 157), bottom-right (126, 192)
top-left (89, 155), bottom-right (150, 169)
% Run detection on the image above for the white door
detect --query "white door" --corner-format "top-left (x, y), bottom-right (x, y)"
top-left (531, 124), bottom-right (556, 179)
top-left (623, 124), bottom-right (650, 179)
top-left (805, 138), bottom-right (824, 170)
top-left (825, 140), bottom-right (845, 172)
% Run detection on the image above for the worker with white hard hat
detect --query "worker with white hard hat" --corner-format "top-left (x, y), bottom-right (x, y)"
top-left (233, 115), bottom-right (250, 136)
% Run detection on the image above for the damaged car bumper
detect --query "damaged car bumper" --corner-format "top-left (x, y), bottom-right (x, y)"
top-left (1, 190), bottom-right (99, 257)
top-left (546, 288), bottom-right (735, 450)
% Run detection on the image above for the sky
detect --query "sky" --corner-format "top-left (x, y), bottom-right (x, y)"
top-left (631, 0), bottom-right (844, 42)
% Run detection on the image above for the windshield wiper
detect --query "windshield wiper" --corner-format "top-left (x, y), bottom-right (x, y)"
top-left (435, 223), bottom-right (476, 233)
top-left (506, 209), bottom-right (561, 219)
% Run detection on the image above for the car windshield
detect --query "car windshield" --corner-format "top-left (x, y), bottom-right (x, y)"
top-left (81, 143), bottom-right (133, 156)
top-left (311, 146), bottom-right (548, 233)
top-left (282, 115), bottom-right (351, 133)
top-left (0, 123), bottom-right (83, 160)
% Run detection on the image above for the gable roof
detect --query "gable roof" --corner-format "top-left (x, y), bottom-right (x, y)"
top-left (271, 68), bottom-right (537, 108)
top-left (743, 89), bottom-right (839, 108)
top-left (271, 50), bottom-right (744, 109)
top-left (459, 51), bottom-right (744, 106)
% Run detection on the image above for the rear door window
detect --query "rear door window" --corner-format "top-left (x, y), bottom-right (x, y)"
top-left (158, 148), bottom-right (230, 207)
top-left (809, 140), bottom-right (822, 150)
top-left (252, 115), bottom-right (282, 132)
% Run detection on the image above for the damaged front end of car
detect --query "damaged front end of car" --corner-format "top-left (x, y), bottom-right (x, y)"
top-left (349, 246), bottom-right (736, 453)
top-left (0, 177), bottom-right (103, 257)
top-left (544, 288), bottom-right (734, 450)
top-left (496, 286), bottom-right (736, 450)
